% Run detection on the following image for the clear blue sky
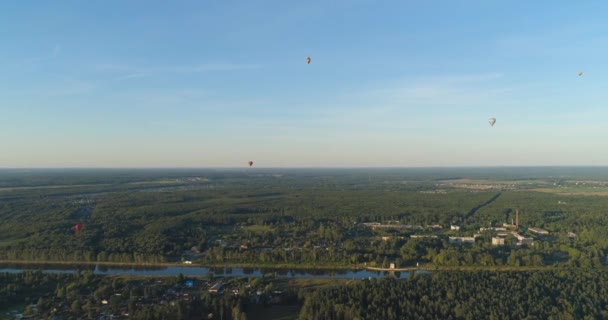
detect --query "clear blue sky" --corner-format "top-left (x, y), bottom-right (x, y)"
top-left (2, 1), bottom-right (608, 167)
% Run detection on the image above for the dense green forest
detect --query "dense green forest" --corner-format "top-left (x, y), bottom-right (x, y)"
top-left (298, 270), bottom-right (608, 320)
top-left (1, 168), bottom-right (607, 269)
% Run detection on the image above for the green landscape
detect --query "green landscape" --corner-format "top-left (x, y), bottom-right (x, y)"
top-left (2, 168), bottom-right (608, 319)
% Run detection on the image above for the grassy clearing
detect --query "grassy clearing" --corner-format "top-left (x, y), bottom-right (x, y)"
top-left (242, 225), bottom-right (273, 233)
top-left (0, 184), bottom-right (111, 192)
top-left (531, 188), bottom-right (608, 196)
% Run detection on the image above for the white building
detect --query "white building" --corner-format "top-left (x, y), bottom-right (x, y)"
top-left (492, 237), bottom-right (505, 246)
top-left (450, 225), bottom-right (460, 231)
top-left (528, 227), bottom-right (549, 235)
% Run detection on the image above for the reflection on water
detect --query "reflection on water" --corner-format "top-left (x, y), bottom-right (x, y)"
top-left (0, 264), bottom-right (423, 279)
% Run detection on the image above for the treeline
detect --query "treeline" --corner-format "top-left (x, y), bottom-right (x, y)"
top-left (298, 270), bottom-right (608, 320)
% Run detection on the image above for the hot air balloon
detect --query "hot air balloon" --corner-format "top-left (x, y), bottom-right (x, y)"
top-left (248, 161), bottom-right (253, 167)
top-left (306, 57), bottom-right (311, 64)
top-left (207, 313), bottom-right (214, 319)
top-left (74, 224), bottom-right (83, 232)
top-left (578, 71), bottom-right (583, 76)
top-left (488, 118), bottom-right (496, 127)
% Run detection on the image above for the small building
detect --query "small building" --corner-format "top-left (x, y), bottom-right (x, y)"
top-left (491, 237), bottom-right (505, 246)
top-left (568, 232), bottom-right (577, 238)
top-left (390, 263), bottom-right (395, 270)
top-left (528, 227), bottom-right (549, 235)
top-left (450, 225), bottom-right (460, 231)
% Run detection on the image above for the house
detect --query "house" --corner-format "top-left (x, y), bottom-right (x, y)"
top-left (491, 237), bottom-right (505, 246)
top-left (450, 225), bottom-right (460, 231)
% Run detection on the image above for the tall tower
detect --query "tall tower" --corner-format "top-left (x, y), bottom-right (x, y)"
top-left (515, 209), bottom-right (519, 228)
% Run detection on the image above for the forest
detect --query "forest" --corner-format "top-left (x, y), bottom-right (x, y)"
top-left (3, 269), bottom-right (608, 319)
top-left (298, 270), bottom-right (608, 320)
top-left (1, 168), bottom-right (608, 269)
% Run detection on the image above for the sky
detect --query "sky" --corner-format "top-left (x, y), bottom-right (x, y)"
top-left (2, 1), bottom-right (608, 168)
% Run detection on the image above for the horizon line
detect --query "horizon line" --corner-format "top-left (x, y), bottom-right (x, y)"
top-left (3, 165), bottom-right (608, 170)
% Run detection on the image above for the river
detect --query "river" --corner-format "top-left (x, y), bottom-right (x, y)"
top-left (0, 263), bottom-right (428, 279)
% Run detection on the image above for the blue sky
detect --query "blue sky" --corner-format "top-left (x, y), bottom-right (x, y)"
top-left (2, 1), bottom-right (608, 167)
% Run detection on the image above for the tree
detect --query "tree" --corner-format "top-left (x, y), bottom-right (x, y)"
top-left (71, 300), bottom-right (81, 314)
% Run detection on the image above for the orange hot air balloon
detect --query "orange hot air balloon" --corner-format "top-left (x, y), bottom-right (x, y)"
top-left (306, 57), bottom-right (311, 64)
top-left (248, 161), bottom-right (253, 167)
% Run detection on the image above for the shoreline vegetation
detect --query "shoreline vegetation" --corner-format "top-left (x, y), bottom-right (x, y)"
top-left (1, 259), bottom-right (606, 273)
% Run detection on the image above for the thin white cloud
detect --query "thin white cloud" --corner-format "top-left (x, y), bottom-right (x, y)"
top-left (333, 72), bottom-right (510, 109)
top-left (97, 62), bottom-right (261, 81)
top-left (16, 44), bottom-right (62, 69)
top-left (114, 72), bottom-right (150, 81)
top-left (169, 63), bottom-right (261, 73)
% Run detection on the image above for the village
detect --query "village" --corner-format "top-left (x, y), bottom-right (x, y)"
top-left (4, 276), bottom-right (291, 320)
top-left (365, 209), bottom-right (571, 249)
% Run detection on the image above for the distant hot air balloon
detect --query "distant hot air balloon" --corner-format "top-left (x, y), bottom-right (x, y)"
top-left (578, 71), bottom-right (583, 76)
top-left (306, 57), bottom-right (311, 64)
top-left (74, 224), bottom-right (83, 232)
top-left (488, 118), bottom-right (496, 127)
top-left (207, 313), bottom-right (214, 319)
top-left (248, 161), bottom-right (253, 167)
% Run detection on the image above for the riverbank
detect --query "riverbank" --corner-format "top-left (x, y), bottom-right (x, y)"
top-left (0, 259), bottom-right (362, 271)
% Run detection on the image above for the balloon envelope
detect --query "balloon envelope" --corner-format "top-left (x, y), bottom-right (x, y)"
top-left (578, 71), bottom-right (583, 76)
top-left (488, 118), bottom-right (496, 126)
top-left (306, 57), bottom-right (311, 64)
top-left (248, 161), bottom-right (253, 167)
